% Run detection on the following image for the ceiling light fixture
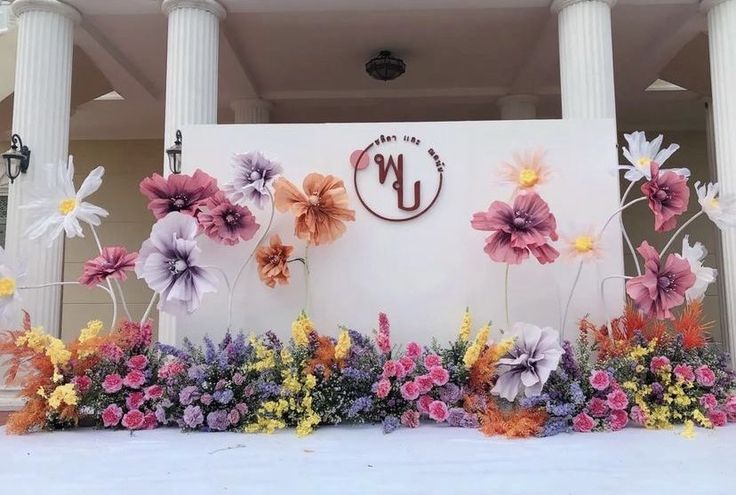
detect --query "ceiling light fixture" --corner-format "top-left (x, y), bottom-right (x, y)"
top-left (366, 50), bottom-right (406, 82)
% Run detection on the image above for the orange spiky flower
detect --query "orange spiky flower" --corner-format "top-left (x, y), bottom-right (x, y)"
top-left (673, 300), bottom-right (712, 350)
top-left (477, 399), bottom-right (546, 439)
top-left (306, 334), bottom-right (341, 378)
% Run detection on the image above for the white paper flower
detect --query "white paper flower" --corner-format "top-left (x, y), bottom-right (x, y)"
top-left (696, 181), bottom-right (736, 230)
top-left (620, 131), bottom-right (688, 182)
top-left (21, 156), bottom-right (108, 245)
top-left (0, 247), bottom-right (25, 323)
top-left (677, 235), bottom-right (717, 303)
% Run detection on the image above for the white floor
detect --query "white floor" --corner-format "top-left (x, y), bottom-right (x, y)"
top-left (1, 424), bottom-right (735, 494)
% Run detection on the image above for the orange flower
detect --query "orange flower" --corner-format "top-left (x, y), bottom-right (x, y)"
top-left (255, 235), bottom-right (294, 288)
top-left (274, 173), bottom-right (356, 246)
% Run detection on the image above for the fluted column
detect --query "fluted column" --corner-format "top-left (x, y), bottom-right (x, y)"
top-left (497, 95), bottom-right (538, 120)
top-left (5, 0), bottom-right (79, 335)
top-left (160, 0), bottom-right (225, 344)
top-left (703, 0), bottom-right (736, 366)
top-left (231, 98), bottom-right (271, 123)
top-left (552, 0), bottom-right (617, 119)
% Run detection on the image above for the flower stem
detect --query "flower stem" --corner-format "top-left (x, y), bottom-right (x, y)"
top-left (89, 224), bottom-right (120, 326)
top-left (660, 210), bottom-right (704, 258)
top-left (304, 244), bottom-right (311, 314)
top-left (561, 261), bottom-right (584, 340)
top-left (140, 292), bottom-right (158, 327)
top-left (599, 196), bottom-right (647, 236)
top-left (19, 281), bottom-right (116, 328)
top-left (504, 263), bottom-right (510, 330)
top-left (228, 192), bottom-right (275, 329)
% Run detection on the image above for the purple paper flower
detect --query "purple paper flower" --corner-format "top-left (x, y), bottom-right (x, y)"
top-left (446, 408), bottom-right (467, 427)
top-left (213, 389), bottom-right (234, 405)
top-left (439, 383), bottom-right (462, 405)
top-left (135, 212), bottom-right (218, 315)
top-left (223, 152), bottom-right (282, 209)
top-left (183, 405), bottom-right (204, 428)
top-left (179, 385), bottom-right (201, 406)
top-left (206, 410), bottom-right (229, 431)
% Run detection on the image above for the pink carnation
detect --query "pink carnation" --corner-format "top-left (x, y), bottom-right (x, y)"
top-left (606, 388), bottom-right (629, 411)
top-left (401, 410), bottom-right (420, 428)
top-left (572, 412), bottom-right (596, 432)
top-left (708, 409), bottom-right (728, 427)
top-left (375, 378), bottom-right (391, 399)
top-left (415, 375), bottom-right (435, 394)
top-left (142, 412), bottom-right (158, 430)
top-left (695, 365), bottom-right (716, 387)
top-left (700, 393), bottom-right (718, 410)
top-left (650, 356), bottom-right (671, 374)
top-left (73, 375), bottom-right (92, 394)
top-left (121, 409), bottom-right (145, 430)
top-left (587, 397), bottom-right (609, 418)
top-left (429, 366), bottom-right (450, 386)
top-left (228, 409), bottom-right (240, 426)
top-left (724, 396), bottom-right (736, 421)
top-left (158, 360), bottom-right (186, 379)
top-left (428, 400), bottom-right (449, 422)
top-left (102, 373), bottom-right (123, 393)
top-left (399, 356), bottom-right (416, 375)
top-left (127, 354), bottom-right (149, 370)
top-left (144, 384), bottom-right (164, 401)
top-left (405, 342), bottom-right (421, 359)
top-left (673, 364), bottom-right (695, 383)
top-left (417, 395), bottom-right (433, 414)
top-left (589, 370), bottom-right (611, 391)
top-left (200, 393), bottom-right (213, 406)
top-left (400, 381), bottom-right (420, 401)
top-left (101, 404), bottom-right (123, 427)
top-left (382, 360), bottom-right (400, 378)
top-left (377, 312), bottom-right (391, 354)
top-left (126, 391), bottom-right (145, 410)
top-left (424, 354), bottom-right (442, 369)
top-left (629, 406), bottom-right (647, 425)
top-left (123, 370), bottom-right (146, 389)
top-left (100, 343), bottom-right (124, 362)
top-left (610, 409), bottom-right (629, 431)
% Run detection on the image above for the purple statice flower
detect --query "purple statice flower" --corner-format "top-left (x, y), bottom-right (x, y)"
top-left (213, 389), bottom-right (234, 405)
top-left (540, 417), bottom-right (570, 437)
top-left (155, 405), bottom-right (168, 425)
top-left (204, 335), bottom-right (217, 363)
top-left (206, 410), bottom-right (229, 431)
top-left (347, 396), bottom-right (373, 418)
top-left (263, 330), bottom-right (283, 351)
top-left (569, 382), bottom-right (585, 405)
top-left (223, 151), bottom-right (282, 209)
top-left (183, 405), bottom-right (204, 428)
top-left (520, 393), bottom-right (548, 409)
top-left (382, 415), bottom-right (400, 434)
top-left (179, 385), bottom-right (201, 406)
top-left (342, 367), bottom-right (374, 382)
top-left (257, 380), bottom-right (281, 398)
top-left (439, 383), bottom-right (462, 405)
top-left (446, 408), bottom-right (466, 427)
top-left (187, 365), bottom-right (205, 382)
top-left (135, 212), bottom-right (218, 315)
top-left (547, 402), bottom-right (576, 417)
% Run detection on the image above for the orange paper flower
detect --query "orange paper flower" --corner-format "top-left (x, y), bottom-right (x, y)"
top-left (255, 235), bottom-right (294, 288)
top-left (274, 173), bottom-right (355, 246)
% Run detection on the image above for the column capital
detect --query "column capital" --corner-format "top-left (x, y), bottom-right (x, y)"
top-left (12, 0), bottom-right (81, 24)
top-left (701, 0), bottom-right (734, 11)
top-left (551, 0), bottom-right (616, 14)
top-left (162, 0), bottom-right (226, 20)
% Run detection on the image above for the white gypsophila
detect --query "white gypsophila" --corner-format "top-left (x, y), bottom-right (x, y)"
top-left (620, 131), bottom-right (688, 182)
top-left (0, 246), bottom-right (25, 324)
top-left (678, 235), bottom-right (717, 302)
top-left (21, 156), bottom-right (108, 245)
top-left (696, 181), bottom-right (736, 230)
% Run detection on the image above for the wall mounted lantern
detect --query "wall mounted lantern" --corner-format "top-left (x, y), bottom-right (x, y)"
top-left (166, 129), bottom-right (182, 175)
top-left (2, 133), bottom-right (31, 184)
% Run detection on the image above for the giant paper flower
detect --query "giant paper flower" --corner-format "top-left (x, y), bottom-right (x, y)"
top-left (678, 235), bottom-right (716, 303)
top-left (625, 241), bottom-right (696, 319)
top-left (0, 247), bottom-right (25, 323)
top-left (560, 225), bottom-right (602, 262)
top-left (471, 192), bottom-right (559, 265)
top-left (274, 173), bottom-right (356, 246)
top-left (21, 157), bottom-right (108, 244)
top-left (223, 151), bottom-right (282, 209)
top-left (255, 234), bottom-right (294, 288)
top-left (621, 131), bottom-right (687, 182)
top-left (197, 191), bottom-right (259, 246)
top-left (135, 212), bottom-right (217, 314)
top-left (641, 163), bottom-right (690, 232)
top-left (696, 181), bottom-right (736, 230)
top-left (139, 170), bottom-right (219, 220)
top-left (498, 149), bottom-right (551, 194)
top-left (491, 322), bottom-right (563, 401)
top-left (79, 246), bottom-right (137, 287)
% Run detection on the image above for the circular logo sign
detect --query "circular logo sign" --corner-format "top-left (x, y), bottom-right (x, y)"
top-left (351, 134), bottom-right (444, 222)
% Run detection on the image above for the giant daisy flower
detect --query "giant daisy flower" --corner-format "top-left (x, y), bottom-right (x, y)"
top-left (0, 247), bottom-right (25, 324)
top-left (621, 131), bottom-right (688, 182)
top-left (695, 181), bottom-right (736, 230)
top-left (21, 156), bottom-right (108, 244)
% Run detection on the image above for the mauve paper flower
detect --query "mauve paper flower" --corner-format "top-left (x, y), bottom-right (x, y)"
top-left (135, 212), bottom-right (218, 315)
top-left (491, 322), bottom-right (563, 401)
top-left (678, 235), bottom-right (717, 302)
top-left (223, 151), bottom-right (283, 209)
top-left (471, 192), bottom-right (559, 265)
top-left (79, 246), bottom-right (137, 287)
top-left (101, 404), bottom-right (123, 428)
top-left (625, 241), bottom-right (695, 319)
top-left (183, 405), bottom-right (204, 428)
top-left (198, 191), bottom-right (259, 246)
top-left (139, 169), bottom-right (219, 219)
top-left (696, 181), bottom-right (736, 230)
top-left (206, 410), bottom-right (229, 431)
top-left (641, 163), bottom-right (690, 232)
top-left (255, 235), bottom-right (294, 288)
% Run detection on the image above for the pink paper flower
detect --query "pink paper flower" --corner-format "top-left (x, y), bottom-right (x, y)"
top-left (589, 370), bottom-right (611, 391)
top-left (121, 409), bottom-right (145, 430)
top-left (377, 312), bottom-right (391, 354)
top-left (424, 354), bottom-right (442, 368)
top-left (700, 393), bottom-right (718, 410)
top-left (428, 400), bottom-right (449, 422)
top-left (200, 393), bottom-right (213, 406)
top-left (626, 241), bottom-right (695, 319)
top-left (471, 192), bottom-right (559, 265)
top-left (123, 370), bottom-right (146, 389)
top-left (126, 391), bottom-right (145, 410)
top-left (400, 381), bottom-right (420, 401)
top-left (399, 356), bottom-right (416, 375)
top-left (630, 406), bottom-right (647, 425)
top-left (606, 388), bottom-right (629, 411)
top-left (572, 412), bottom-right (596, 432)
top-left (144, 384), bottom-right (164, 401)
top-left (650, 356), bottom-right (671, 374)
top-left (198, 191), bottom-right (260, 246)
top-left (708, 409), bottom-right (728, 427)
top-left (400, 410), bottom-right (420, 428)
top-left (79, 246), bottom-right (137, 287)
top-left (429, 366), bottom-right (450, 386)
top-left (695, 365), bottom-right (716, 387)
top-left (641, 163), bottom-right (690, 232)
top-left (382, 360), bottom-right (400, 378)
top-left (673, 363), bottom-right (695, 383)
top-left (610, 410), bottom-right (629, 431)
top-left (415, 375), bottom-right (435, 394)
top-left (375, 378), bottom-right (391, 399)
top-left (417, 395), bottom-right (433, 414)
top-left (587, 397), bottom-right (609, 418)
top-left (102, 373), bottom-right (123, 393)
top-left (127, 354), bottom-right (149, 371)
top-left (724, 396), bottom-right (736, 418)
top-left (139, 170), bottom-right (219, 219)
top-left (101, 404), bottom-right (123, 427)
top-left (405, 342), bottom-right (421, 359)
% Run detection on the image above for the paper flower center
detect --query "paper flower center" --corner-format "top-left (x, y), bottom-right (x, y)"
top-left (308, 194), bottom-right (320, 206)
top-left (658, 275), bottom-right (674, 292)
top-left (224, 211), bottom-right (241, 225)
top-left (637, 157), bottom-right (652, 169)
top-left (0, 277), bottom-right (16, 297)
top-left (709, 198), bottom-right (720, 209)
top-left (518, 168), bottom-right (539, 188)
top-left (573, 235), bottom-right (595, 253)
top-left (512, 211), bottom-right (530, 229)
top-left (58, 198), bottom-right (77, 215)
top-left (169, 259), bottom-right (188, 274)
top-left (171, 195), bottom-right (188, 209)
top-left (249, 171), bottom-right (262, 181)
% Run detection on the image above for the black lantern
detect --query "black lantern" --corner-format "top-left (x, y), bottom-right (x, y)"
top-left (166, 129), bottom-right (182, 175)
top-left (2, 134), bottom-right (31, 184)
top-left (365, 50), bottom-right (406, 81)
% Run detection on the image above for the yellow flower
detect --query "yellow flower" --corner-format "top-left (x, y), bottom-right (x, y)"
top-left (0, 277), bottom-right (16, 297)
top-left (291, 311), bottom-right (313, 347)
top-left (78, 320), bottom-right (103, 343)
top-left (681, 420), bottom-right (696, 439)
top-left (15, 326), bottom-right (52, 353)
top-left (304, 373), bottom-right (317, 390)
top-left (692, 409), bottom-right (712, 428)
top-left (47, 383), bottom-right (78, 410)
top-left (334, 328), bottom-right (351, 361)
top-left (458, 308), bottom-right (472, 342)
top-left (463, 323), bottom-right (493, 369)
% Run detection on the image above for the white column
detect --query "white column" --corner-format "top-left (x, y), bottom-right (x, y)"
top-left (552, 0), bottom-right (617, 119)
top-left (497, 95), bottom-right (538, 120)
top-left (159, 0), bottom-right (225, 344)
top-left (703, 0), bottom-right (736, 366)
top-left (231, 98), bottom-right (271, 124)
top-left (5, 0), bottom-right (79, 334)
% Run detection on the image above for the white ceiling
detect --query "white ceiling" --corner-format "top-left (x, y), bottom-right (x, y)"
top-left (0, 0), bottom-right (714, 139)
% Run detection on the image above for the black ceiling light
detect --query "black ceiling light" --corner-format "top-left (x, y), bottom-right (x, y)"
top-left (366, 50), bottom-right (406, 82)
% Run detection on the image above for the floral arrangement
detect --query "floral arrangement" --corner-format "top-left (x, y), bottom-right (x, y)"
top-left (1, 131), bottom-right (735, 439)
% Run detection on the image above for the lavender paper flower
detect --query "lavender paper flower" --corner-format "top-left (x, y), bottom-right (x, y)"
top-left (223, 152), bottom-right (282, 209)
top-left (492, 322), bottom-right (564, 402)
top-left (135, 212), bottom-right (218, 315)
top-left (206, 410), bottom-right (229, 431)
top-left (183, 405), bottom-right (204, 428)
